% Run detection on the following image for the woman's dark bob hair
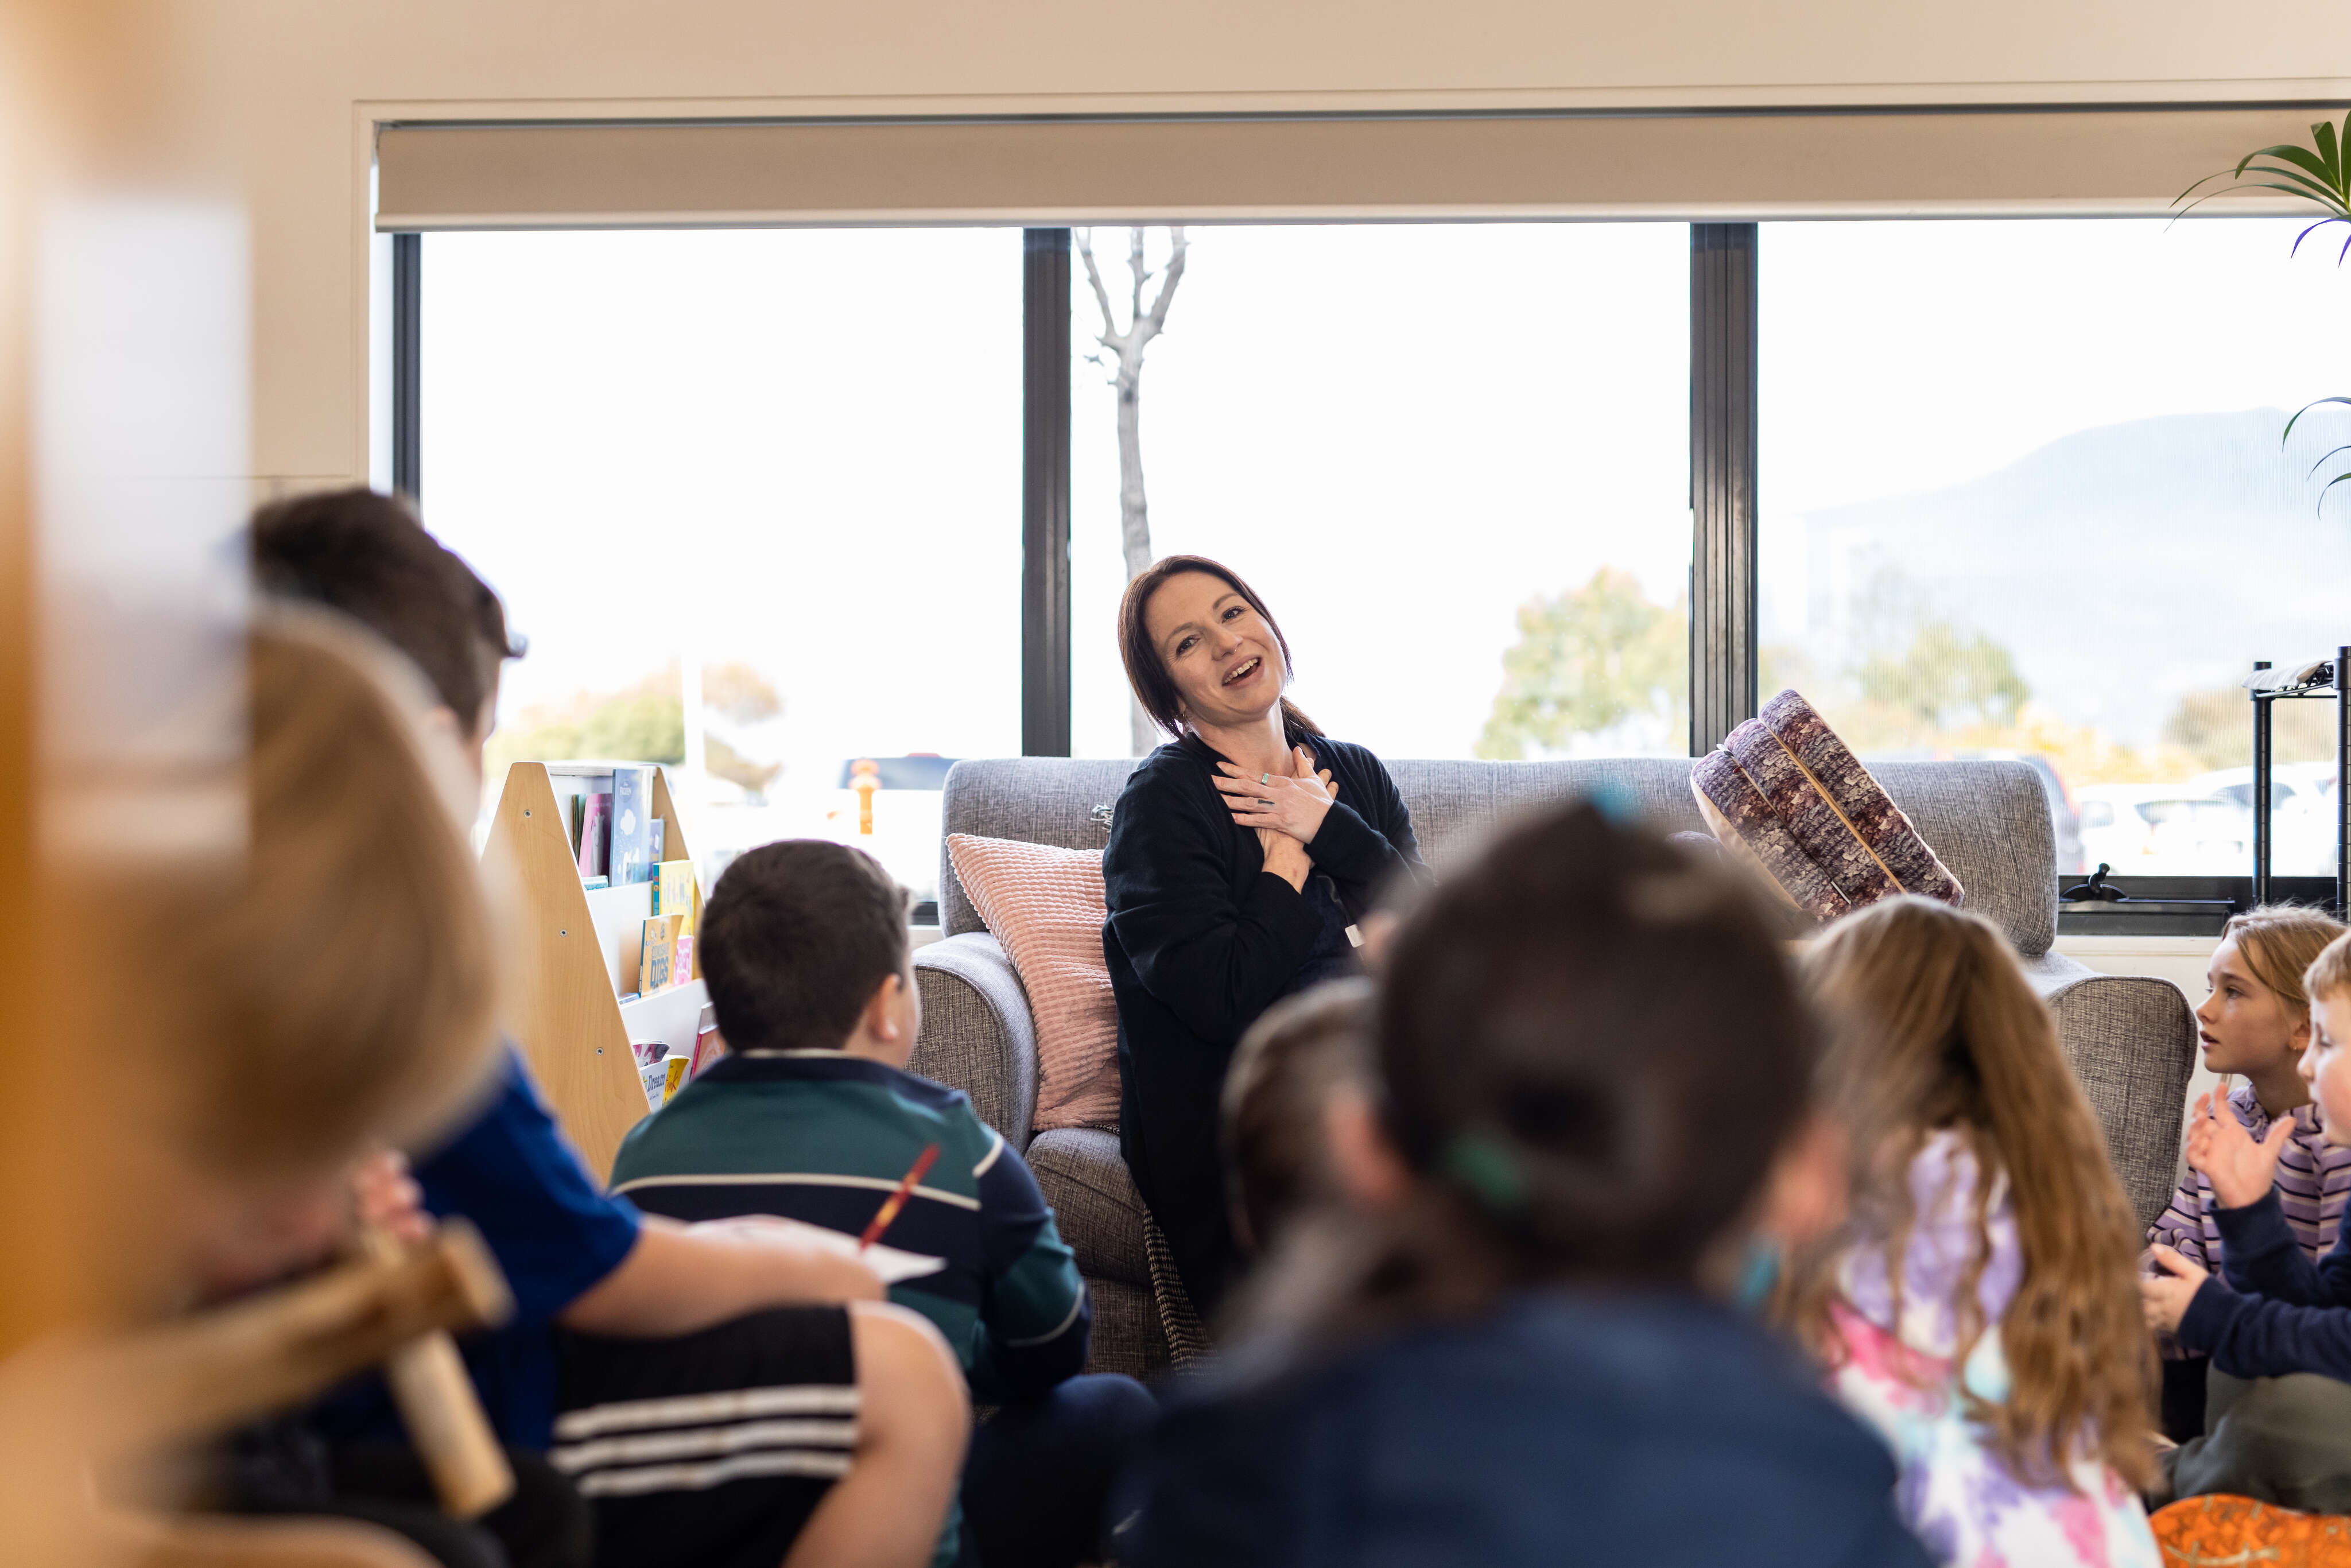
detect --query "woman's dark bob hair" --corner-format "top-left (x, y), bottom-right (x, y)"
top-left (1116, 554), bottom-right (1321, 745)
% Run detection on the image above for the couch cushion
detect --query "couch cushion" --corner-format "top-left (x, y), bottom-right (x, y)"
top-left (1027, 1126), bottom-right (1149, 1287)
top-left (939, 759), bottom-right (1140, 937)
top-left (945, 834), bottom-right (1120, 1132)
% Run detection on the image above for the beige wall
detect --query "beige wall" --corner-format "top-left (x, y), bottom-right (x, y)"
top-left (152, 0), bottom-right (2351, 488)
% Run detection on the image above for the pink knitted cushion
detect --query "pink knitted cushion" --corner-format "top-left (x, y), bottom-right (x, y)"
top-left (945, 833), bottom-right (1121, 1133)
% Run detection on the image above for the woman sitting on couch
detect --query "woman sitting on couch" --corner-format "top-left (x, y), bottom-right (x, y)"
top-left (1103, 555), bottom-right (1426, 1318)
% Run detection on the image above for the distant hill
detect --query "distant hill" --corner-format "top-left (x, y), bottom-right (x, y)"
top-left (1776, 408), bottom-right (2351, 745)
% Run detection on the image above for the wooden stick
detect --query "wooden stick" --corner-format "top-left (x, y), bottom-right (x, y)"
top-left (87, 1220), bottom-right (513, 1463)
top-left (360, 1230), bottom-right (515, 1519)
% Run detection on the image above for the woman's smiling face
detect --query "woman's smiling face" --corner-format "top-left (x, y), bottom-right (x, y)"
top-left (1144, 570), bottom-right (1286, 731)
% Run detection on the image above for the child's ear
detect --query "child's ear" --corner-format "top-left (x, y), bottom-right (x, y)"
top-left (1326, 1088), bottom-right (1410, 1213)
top-left (864, 972), bottom-right (907, 1041)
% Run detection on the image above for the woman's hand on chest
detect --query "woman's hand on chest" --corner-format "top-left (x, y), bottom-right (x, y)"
top-left (1213, 744), bottom-right (1337, 845)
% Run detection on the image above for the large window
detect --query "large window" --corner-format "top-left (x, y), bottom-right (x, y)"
top-left (409, 211), bottom-right (2351, 903)
top-left (422, 229), bottom-right (1022, 901)
top-left (1759, 218), bottom-right (2351, 875)
top-left (1068, 224), bottom-right (1692, 760)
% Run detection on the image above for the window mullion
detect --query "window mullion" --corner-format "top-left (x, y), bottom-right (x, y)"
top-left (1689, 222), bottom-right (1759, 755)
top-left (1021, 228), bottom-right (1073, 757)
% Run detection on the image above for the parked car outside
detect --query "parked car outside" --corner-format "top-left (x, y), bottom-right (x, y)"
top-left (2192, 764), bottom-right (2337, 878)
top-left (2074, 783), bottom-right (2246, 876)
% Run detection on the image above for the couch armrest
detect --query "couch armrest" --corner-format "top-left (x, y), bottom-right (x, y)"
top-left (2019, 951), bottom-right (2195, 1232)
top-left (912, 932), bottom-right (1039, 1152)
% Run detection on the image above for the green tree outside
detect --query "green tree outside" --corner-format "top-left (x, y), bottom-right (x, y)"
top-left (487, 662), bottom-right (784, 800)
top-left (1476, 568), bottom-right (1687, 759)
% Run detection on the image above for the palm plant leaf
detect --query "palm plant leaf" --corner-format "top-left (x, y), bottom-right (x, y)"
top-left (2174, 115), bottom-right (2351, 219)
top-left (2282, 397), bottom-right (2351, 447)
top-left (2177, 119), bottom-right (2351, 515)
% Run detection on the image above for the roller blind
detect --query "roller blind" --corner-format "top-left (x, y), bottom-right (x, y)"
top-left (375, 107), bottom-right (2331, 230)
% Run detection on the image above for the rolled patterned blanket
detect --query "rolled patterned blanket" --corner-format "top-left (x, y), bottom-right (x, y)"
top-left (1690, 690), bottom-right (1965, 924)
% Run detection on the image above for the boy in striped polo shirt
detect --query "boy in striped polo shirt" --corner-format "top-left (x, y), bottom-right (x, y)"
top-left (609, 839), bottom-right (1154, 1568)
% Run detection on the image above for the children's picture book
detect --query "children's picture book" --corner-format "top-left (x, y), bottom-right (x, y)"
top-left (672, 933), bottom-right (695, 985)
top-left (575, 791), bottom-right (611, 880)
top-left (568, 793), bottom-right (585, 857)
top-left (651, 860), bottom-right (696, 929)
top-left (638, 913), bottom-right (680, 994)
top-left (661, 1054), bottom-right (690, 1105)
top-left (637, 1046), bottom-right (671, 1112)
top-left (609, 766), bottom-right (656, 887)
top-left (649, 816), bottom-right (666, 860)
top-left (690, 1003), bottom-right (724, 1079)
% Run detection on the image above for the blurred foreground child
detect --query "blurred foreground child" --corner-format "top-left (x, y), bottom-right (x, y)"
top-left (254, 490), bottom-right (967, 1568)
top-left (2147, 908), bottom-right (2348, 1438)
top-left (609, 840), bottom-right (1152, 1568)
top-left (188, 611), bottom-right (522, 1568)
top-left (2145, 930), bottom-right (2351, 1513)
top-left (1124, 801), bottom-right (1927, 1568)
top-left (1221, 979), bottom-right (1374, 1264)
top-left (1792, 898), bottom-right (2158, 1567)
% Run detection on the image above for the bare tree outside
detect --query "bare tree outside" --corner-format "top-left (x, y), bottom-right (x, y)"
top-left (1077, 226), bottom-right (1189, 754)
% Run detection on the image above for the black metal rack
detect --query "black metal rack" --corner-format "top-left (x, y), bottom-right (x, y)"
top-left (2249, 646), bottom-right (2351, 915)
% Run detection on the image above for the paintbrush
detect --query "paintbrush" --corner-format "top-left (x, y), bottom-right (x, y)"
top-left (859, 1143), bottom-right (941, 1252)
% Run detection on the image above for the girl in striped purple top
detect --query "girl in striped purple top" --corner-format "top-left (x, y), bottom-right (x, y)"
top-left (2146, 907), bottom-right (2348, 1435)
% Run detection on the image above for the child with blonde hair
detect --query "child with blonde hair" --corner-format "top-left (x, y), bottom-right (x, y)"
top-left (1790, 896), bottom-right (2158, 1567)
top-left (2146, 906), bottom-right (2349, 1437)
top-left (2143, 930), bottom-right (2351, 1515)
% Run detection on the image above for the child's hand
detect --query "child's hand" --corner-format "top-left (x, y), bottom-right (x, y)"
top-left (2185, 1090), bottom-right (2295, 1209)
top-left (352, 1148), bottom-right (434, 1245)
top-left (2140, 1244), bottom-right (2210, 1334)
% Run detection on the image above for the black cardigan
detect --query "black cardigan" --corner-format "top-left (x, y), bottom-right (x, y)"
top-left (1101, 732), bottom-right (1425, 1314)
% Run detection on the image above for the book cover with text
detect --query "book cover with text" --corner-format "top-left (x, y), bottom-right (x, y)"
top-left (609, 767), bottom-right (655, 886)
top-left (653, 860), bottom-right (696, 930)
top-left (637, 913), bottom-right (680, 993)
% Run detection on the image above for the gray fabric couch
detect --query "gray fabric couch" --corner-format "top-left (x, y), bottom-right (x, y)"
top-left (910, 755), bottom-right (2198, 1378)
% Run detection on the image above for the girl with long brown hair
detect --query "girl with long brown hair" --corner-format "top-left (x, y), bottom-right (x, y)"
top-left (1790, 896), bottom-right (2159, 1567)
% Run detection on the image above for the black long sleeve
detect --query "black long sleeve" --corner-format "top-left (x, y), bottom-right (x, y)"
top-left (2216, 1190), bottom-right (2351, 1307)
top-left (1102, 735), bottom-right (1424, 1313)
top-left (1103, 766), bottom-right (1326, 1049)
